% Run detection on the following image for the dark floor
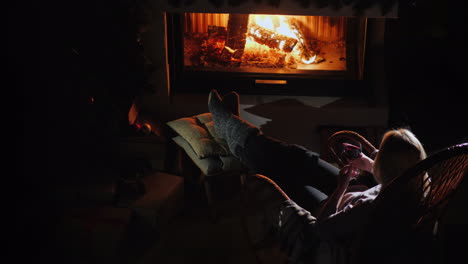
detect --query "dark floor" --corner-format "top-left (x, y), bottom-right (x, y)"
top-left (33, 170), bottom-right (288, 264)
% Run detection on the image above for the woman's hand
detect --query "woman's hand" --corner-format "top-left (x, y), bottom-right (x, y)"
top-left (318, 164), bottom-right (354, 219)
top-left (348, 153), bottom-right (374, 173)
top-left (338, 165), bottom-right (355, 186)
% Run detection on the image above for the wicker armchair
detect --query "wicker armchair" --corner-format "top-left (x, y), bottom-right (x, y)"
top-left (248, 130), bottom-right (467, 264)
top-left (350, 142), bottom-right (468, 264)
top-left (243, 174), bottom-right (318, 264)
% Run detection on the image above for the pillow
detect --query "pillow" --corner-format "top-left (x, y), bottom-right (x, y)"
top-left (194, 112), bottom-right (212, 124)
top-left (195, 113), bottom-right (230, 151)
top-left (167, 115), bottom-right (230, 158)
top-left (172, 136), bottom-right (246, 178)
top-left (172, 136), bottom-right (223, 177)
top-left (195, 113), bottom-right (217, 138)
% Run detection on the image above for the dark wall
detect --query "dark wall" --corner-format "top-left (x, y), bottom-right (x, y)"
top-left (14, 1), bottom-right (150, 262)
top-left (385, 0), bottom-right (466, 153)
top-left (42, 0), bottom-right (150, 186)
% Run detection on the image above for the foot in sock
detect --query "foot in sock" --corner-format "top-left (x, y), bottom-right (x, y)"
top-left (208, 89), bottom-right (231, 139)
top-left (208, 89), bottom-right (229, 117)
top-left (208, 89), bottom-right (261, 159)
top-left (224, 114), bottom-right (261, 159)
top-left (222, 91), bottom-right (240, 116)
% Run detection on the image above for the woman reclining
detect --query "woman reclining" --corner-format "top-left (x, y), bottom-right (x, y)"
top-left (207, 89), bottom-right (428, 263)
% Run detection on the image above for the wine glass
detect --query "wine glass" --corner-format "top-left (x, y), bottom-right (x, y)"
top-left (341, 141), bottom-right (362, 178)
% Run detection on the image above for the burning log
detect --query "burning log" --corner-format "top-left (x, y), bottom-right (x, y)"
top-left (220, 14), bottom-right (249, 65)
top-left (241, 50), bottom-right (287, 68)
top-left (223, 46), bottom-right (243, 60)
top-left (248, 25), bottom-right (298, 53)
top-left (288, 19), bottom-right (317, 64)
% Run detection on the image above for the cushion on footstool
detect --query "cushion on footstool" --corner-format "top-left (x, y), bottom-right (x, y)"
top-left (167, 113), bottom-right (246, 179)
top-left (167, 114), bottom-right (229, 158)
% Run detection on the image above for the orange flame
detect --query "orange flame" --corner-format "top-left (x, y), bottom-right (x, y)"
top-left (244, 15), bottom-right (315, 65)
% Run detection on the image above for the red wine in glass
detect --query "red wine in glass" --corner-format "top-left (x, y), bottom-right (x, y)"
top-left (341, 142), bottom-right (362, 178)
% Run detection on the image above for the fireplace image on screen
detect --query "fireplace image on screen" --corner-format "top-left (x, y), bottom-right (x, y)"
top-left (181, 13), bottom-right (365, 76)
top-left (167, 12), bottom-right (370, 95)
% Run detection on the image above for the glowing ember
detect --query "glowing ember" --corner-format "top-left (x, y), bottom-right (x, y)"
top-left (302, 54), bottom-right (317, 64)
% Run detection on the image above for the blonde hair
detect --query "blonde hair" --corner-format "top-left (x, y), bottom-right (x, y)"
top-left (372, 128), bottom-right (427, 186)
